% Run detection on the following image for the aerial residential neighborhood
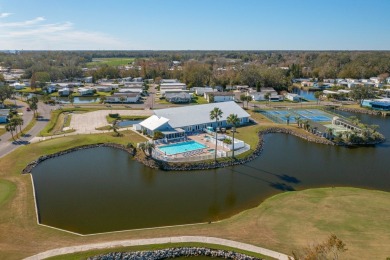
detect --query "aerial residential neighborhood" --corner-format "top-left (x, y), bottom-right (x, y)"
top-left (0, 1), bottom-right (390, 260)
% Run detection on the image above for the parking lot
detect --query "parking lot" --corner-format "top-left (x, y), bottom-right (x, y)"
top-left (69, 109), bottom-right (153, 134)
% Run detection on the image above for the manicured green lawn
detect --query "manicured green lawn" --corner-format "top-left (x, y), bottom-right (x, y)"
top-left (15, 87), bottom-right (43, 93)
top-left (0, 180), bottom-right (16, 208)
top-left (191, 96), bottom-right (208, 104)
top-left (86, 57), bottom-right (135, 67)
top-left (47, 242), bottom-right (272, 260)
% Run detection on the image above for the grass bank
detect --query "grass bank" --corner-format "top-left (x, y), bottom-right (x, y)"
top-left (0, 180), bottom-right (16, 207)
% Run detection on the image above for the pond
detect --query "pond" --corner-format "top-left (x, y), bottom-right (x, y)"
top-left (117, 120), bottom-right (143, 127)
top-left (31, 111), bottom-right (390, 234)
top-left (292, 88), bottom-right (317, 101)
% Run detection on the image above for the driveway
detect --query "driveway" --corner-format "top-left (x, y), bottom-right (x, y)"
top-left (69, 109), bottom-right (153, 134)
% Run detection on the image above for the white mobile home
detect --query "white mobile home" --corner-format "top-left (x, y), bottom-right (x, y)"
top-left (165, 92), bottom-right (191, 103)
top-left (78, 87), bottom-right (94, 96)
top-left (285, 93), bottom-right (301, 102)
top-left (10, 82), bottom-right (26, 90)
top-left (118, 88), bottom-right (143, 94)
top-left (193, 87), bottom-right (216, 96)
top-left (160, 83), bottom-right (186, 90)
top-left (95, 85), bottom-right (113, 92)
top-left (58, 88), bottom-right (70, 96)
top-left (160, 79), bottom-right (179, 83)
top-left (205, 92), bottom-right (235, 103)
top-left (106, 93), bottom-right (140, 103)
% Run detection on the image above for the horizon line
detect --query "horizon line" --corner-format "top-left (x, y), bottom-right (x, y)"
top-left (2, 49), bottom-right (390, 52)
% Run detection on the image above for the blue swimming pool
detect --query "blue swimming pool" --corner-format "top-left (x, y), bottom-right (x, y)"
top-left (117, 120), bottom-right (142, 127)
top-left (159, 141), bottom-right (206, 155)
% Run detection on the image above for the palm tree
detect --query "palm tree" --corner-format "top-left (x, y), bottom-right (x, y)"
top-left (23, 93), bottom-right (29, 101)
top-left (227, 113), bottom-right (240, 159)
top-left (294, 116), bottom-right (301, 127)
top-left (5, 122), bottom-right (16, 141)
top-left (30, 96), bottom-right (39, 104)
top-left (245, 95), bottom-right (252, 108)
top-left (16, 117), bottom-right (24, 134)
top-left (29, 101), bottom-right (38, 117)
top-left (264, 92), bottom-right (271, 106)
top-left (303, 119), bottom-right (309, 131)
top-left (110, 119), bottom-right (120, 136)
top-left (285, 114), bottom-right (291, 125)
top-left (119, 95), bottom-right (126, 105)
top-left (314, 91), bottom-right (322, 105)
top-left (11, 117), bottom-right (23, 135)
top-left (145, 142), bottom-right (156, 157)
top-left (326, 128), bottom-right (333, 140)
top-left (210, 107), bottom-right (223, 163)
top-left (100, 95), bottom-right (106, 104)
top-left (138, 142), bottom-right (146, 154)
top-left (68, 94), bottom-right (75, 106)
top-left (42, 93), bottom-right (50, 104)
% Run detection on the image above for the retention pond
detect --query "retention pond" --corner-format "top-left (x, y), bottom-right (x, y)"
top-left (31, 111), bottom-right (390, 234)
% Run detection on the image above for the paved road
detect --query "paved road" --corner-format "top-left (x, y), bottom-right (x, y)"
top-left (0, 100), bottom-right (52, 158)
top-left (144, 84), bottom-right (158, 109)
top-left (23, 236), bottom-right (290, 260)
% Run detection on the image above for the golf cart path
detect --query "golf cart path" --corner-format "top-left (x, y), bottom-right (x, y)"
top-left (23, 236), bottom-right (290, 260)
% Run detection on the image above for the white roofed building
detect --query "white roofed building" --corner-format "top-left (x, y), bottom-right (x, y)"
top-left (138, 101), bottom-right (250, 139)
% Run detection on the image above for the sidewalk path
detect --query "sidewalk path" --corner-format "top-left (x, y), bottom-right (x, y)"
top-left (23, 236), bottom-right (290, 260)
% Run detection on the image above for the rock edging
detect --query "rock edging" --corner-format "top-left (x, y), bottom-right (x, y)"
top-left (335, 107), bottom-right (389, 116)
top-left (88, 247), bottom-right (261, 260)
top-left (135, 127), bottom-right (334, 171)
top-left (22, 143), bottom-right (135, 174)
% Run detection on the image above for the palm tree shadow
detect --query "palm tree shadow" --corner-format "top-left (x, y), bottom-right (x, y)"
top-left (241, 164), bottom-right (301, 184)
top-left (278, 174), bottom-right (300, 184)
top-left (269, 182), bottom-right (295, 191)
top-left (230, 168), bottom-right (296, 192)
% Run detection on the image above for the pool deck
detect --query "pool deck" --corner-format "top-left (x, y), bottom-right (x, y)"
top-left (155, 133), bottom-right (230, 160)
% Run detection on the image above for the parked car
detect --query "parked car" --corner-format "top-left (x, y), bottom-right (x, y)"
top-left (26, 107), bottom-right (31, 111)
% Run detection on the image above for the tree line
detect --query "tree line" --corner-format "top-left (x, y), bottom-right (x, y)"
top-left (1, 51), bottom-right (390, 89)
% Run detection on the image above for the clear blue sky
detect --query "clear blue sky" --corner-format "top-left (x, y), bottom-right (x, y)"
top-left (0, 0), bottom-right (389, 50)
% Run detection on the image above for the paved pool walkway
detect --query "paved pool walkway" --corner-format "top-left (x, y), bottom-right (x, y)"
top-left (23, 236), bottom-right (290, 260)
